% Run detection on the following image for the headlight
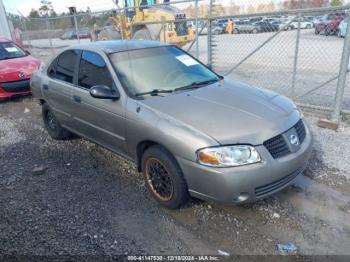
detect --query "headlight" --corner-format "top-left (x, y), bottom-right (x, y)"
top-left (197, 145), bottom-right (261, 167)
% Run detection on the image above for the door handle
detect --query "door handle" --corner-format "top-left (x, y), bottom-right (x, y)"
top-left (73, 95), bottom-right (81, 103)
top-left (43, 84), bottom-right (49, 90)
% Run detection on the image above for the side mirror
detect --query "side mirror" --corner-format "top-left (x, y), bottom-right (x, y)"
top-left (90, 85), bottom-right (120, 100)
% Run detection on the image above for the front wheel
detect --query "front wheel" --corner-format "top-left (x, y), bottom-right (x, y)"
top-left (132, 29), bottom-right (152, 40)
top-left (142, 145), bottom-right (189, 209)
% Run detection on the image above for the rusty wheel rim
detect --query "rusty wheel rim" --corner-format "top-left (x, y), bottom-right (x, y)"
top-left (145, 158), bottom-right (174, 202)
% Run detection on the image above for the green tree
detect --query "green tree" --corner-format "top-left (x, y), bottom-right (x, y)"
top-left (39, 0), bottom-right (54, 17)
top-left (330, 0), bottom-right (343, 6)
top-left (28, 9), bottom-right (40, 18)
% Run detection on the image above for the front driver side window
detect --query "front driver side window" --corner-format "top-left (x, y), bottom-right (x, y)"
top-left (78, 51), bottom-right (114, 89)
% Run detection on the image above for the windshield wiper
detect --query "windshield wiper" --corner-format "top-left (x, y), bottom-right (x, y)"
top-left (174, 78), bottom-right (220, 92)
top-left (135, 89), bottom-right (173, 97)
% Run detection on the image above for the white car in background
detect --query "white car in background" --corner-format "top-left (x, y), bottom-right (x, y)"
top-left (290, 18), bottom-right (314, 29)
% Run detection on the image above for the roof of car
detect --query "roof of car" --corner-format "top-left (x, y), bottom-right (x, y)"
top-left (69, 40), bottom-right (169, 54)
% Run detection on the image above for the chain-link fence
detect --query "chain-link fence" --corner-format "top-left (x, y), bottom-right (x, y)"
top-left (209, 2), bottom-right (350, 121)
top-left (6, 0), bottom-right (350, 121)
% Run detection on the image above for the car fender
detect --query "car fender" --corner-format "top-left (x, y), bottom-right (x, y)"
top-left (125, 98), bottom-right (219, 163)
top-left (30, 70), bottom-right (44, 100)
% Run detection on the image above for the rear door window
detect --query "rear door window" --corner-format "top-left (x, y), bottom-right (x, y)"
top-left (53, 50), bottom-right (79, 83)
top-left (78, 51), bottom-right (114, 89)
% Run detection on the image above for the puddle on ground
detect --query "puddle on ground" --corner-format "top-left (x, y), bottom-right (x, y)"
top-left (281, 175), bottom-right (350, 229)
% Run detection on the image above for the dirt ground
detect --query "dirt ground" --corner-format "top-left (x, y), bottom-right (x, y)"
top-left (1, 96), bottom-right (350, 257)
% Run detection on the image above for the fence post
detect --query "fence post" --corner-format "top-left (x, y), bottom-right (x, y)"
top-left (161, 17), bottom-right (166, 42)
top-left (331, 17), bottom-right (350, 123)
top-left (207, 0), bottom-right (213, 68)
top-left (22, 17), bottom-right (31, 47)
top-left (73, 13), bottom-right (80, 43)
top-left (195, 0), bottom-right (199, 59)
top-left (291, 12), bottom-right (301, 100)
top-left (46, 16), bottom-right (54, 56)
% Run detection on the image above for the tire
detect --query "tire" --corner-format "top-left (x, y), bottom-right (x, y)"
top-left (325, 28), bottom-right (331, 36)
top-left (252, 28), bottom-right (258, 34)
top-left (42, 103), bottom-right (72, 140)
top-left (132, 29), bottom-right (152, 40)
top-left (97, 29), bottom-right (121, 41)
top-left (142, 145), bottom-right (189, 209)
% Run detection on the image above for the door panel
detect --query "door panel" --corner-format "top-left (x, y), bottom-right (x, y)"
top-left (71, 88), bottom-right (127, 154)
top-left (70, 50), bottom-right (127, 154)
top-left (43, 50), bottom-right (79, 126)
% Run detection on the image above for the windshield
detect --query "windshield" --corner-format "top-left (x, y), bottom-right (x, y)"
top-left (109, 46), bottom-right (219, 96)
top-left (0, 42), bottom-right (26, 61)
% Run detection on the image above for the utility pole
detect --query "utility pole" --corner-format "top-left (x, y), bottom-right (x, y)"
top-left (0, 0), bottom-right (12, 39)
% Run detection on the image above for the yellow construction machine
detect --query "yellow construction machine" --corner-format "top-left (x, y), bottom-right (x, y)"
top-left (91, 0), bottom-right (195, 47)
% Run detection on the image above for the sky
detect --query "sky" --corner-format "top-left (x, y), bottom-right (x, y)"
top-left (3, 0), bottom-right (282, 16)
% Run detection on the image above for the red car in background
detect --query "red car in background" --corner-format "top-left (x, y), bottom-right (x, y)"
top-left (0, 38), bottom-right (41, 100)
top-left (315, 13), bottom-right (345, 36)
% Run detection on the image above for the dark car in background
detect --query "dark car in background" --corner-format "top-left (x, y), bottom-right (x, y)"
top-left (315, 13), bottom-right (345, 35)
top-left (60, 31), bottom-right (77, 40)
top-left (60, 30), bottom-right (91, 40)
top-left (213, 19), bottom-right (228, 34)
top-left (251, 21), bottom-right (279, 33)
top-left (234, 20), bottom-right (255, 34)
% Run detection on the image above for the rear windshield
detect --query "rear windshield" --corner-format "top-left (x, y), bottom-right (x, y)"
top-left (0, 42), bottom-right (26, 61)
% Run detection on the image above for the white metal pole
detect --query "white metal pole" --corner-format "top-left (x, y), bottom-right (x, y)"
top-left (0, 0), bottom-right (12, 39)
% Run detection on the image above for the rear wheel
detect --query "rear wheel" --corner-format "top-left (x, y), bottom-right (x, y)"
top-left (132, 29), bottom-right (152, 40)
top-left (42, 103), bottom-right (72, 140)
top-left (142, 145), bottom-right (189, 209)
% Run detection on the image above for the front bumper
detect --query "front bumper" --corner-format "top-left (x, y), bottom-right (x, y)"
top-left (167, 34), bottom-right (195, 47)
top-left (176, 123), bottom-right (313, 204)
top-left (0, 79), bottom-right (31, 100)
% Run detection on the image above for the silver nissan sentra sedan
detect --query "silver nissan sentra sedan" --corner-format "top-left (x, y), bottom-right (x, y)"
top-left (30, 40), bottom-right (312, 209)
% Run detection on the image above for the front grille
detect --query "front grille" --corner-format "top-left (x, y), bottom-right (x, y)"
top-left (175, 22), bottom-right (188, 36)
top-left (263, 134), bottom-right (290, 159)
top-left (263, 119), bottom-right (307, 159)
top-left (175, 13), bottom-right (188, 36)
top-left (295, 119), bottom-right (306, 144)
top-left (0, 80), bottom-right (30, 93)
top-left (255, 167), bottom-right (303, 198)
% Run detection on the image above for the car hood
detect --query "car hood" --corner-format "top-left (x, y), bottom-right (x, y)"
top-left (141, 79), bottom-right (300, 145)
top-left (0, 55), bottom-right (40, 82)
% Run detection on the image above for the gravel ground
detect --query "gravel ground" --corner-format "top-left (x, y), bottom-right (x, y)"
top-left (1, 97), bottom-right (350, 257)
